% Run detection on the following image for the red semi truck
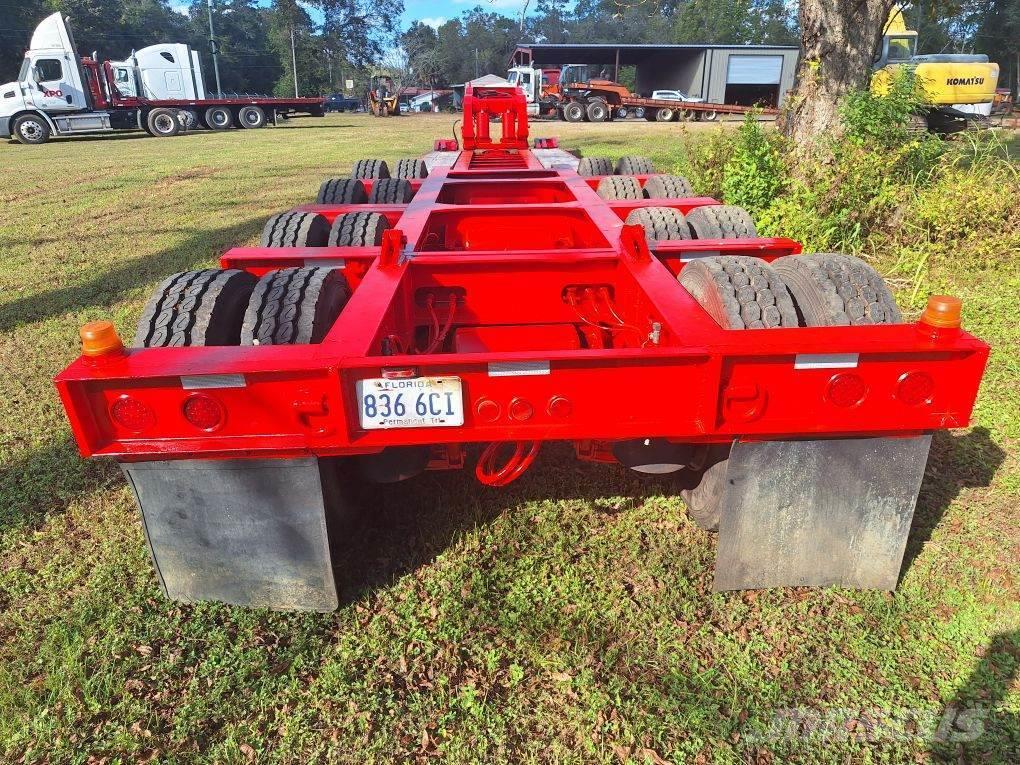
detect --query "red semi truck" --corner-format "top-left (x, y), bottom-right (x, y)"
top-left (1, 13), bottom-right (324, 144)
top-left (55, 83), bottom-right (988, 610)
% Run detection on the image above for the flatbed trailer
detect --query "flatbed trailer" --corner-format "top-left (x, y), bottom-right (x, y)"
top-left (1, 13), bottom-right (324, 144)
top-left (54, 83), bottom-right (988, 611)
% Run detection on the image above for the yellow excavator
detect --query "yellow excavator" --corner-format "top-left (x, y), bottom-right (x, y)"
top-left (872, 6), bottom-right (1000, 134)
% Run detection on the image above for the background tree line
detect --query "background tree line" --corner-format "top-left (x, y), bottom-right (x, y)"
top-left (1, 1), bottom-right (1015, 113)
top-left (0, 0), bottom-right (400, 97)
top-left (400, 0), bottom-right (1016, 95)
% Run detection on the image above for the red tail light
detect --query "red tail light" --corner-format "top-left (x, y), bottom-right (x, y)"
top-left (110, 395), bottom-right (155, 432)
top-left (182, 394), bottom-right (225, 431)
top-left (897, 372), bottom-right (935, 406)
top-left (827, 373), bottom-right (867, 408)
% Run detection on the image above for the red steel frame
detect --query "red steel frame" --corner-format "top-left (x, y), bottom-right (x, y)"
top-left (54, 85), bottom-right (989, 464)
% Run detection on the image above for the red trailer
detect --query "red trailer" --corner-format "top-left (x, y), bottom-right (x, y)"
top-left (54, 83), bottom-right (988, 610)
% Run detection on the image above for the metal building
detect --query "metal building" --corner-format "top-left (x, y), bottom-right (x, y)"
top-left (511, 43), bottom-right (800, 107)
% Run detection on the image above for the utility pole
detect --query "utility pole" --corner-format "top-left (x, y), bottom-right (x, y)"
top-left (474, 48), bottom-right (479, 79)
top-left (326, 50), bottom-right (333, 92)
top-left (206, 0), bottom-right (222, 96)
top-left (290, 25), bottom-right (299, 97)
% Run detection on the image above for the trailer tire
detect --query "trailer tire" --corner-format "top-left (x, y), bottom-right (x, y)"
top-left (241, 267), bottom-right (351, 346)
top-left (351, 159), bottom-right (390, 179)
top-left (562, 102), bottom-right (586, 123)
top-left (700, 110), bottom-right (718, 122)
top-left (204, 106), bottom-right (233, 130)
top-left (685, 205), bottom-right (757, 239)
top-left (394, 158), bottom-right (428, 179)
top-left (681, 458), bottom-right (727, 532)
top-left (634, 107), bottom-right (646, 119)
top-left (772, 253), bottom-right (902, 327)
top-left (679, 255), bottom-right (798, 329)
top-left (328, 211), bottom-right (391, 247)
top-left (261, 211), bottom-right (331, 247)
top-left (596, 175), bottom-right (643, 200)
top-left (625, 207), bottom-right (692, 242)
top-left (317, 178), bottom-right (367, 204)
top-left (237, 105), bottom-right (266, 129)
top-left (655, 108), bottom-right (675, 122)
top-left (367, 178), bottom-right (414, 204)
top-left (134, 269), bottom-right (257, 347)
top-left (586, 98), bottom-right (610, 122)
top-left (614, 156), bottom-right (656, 174)
top-left (577, 156), bottom-right (613, 176)
top-left (643, 174), bottom-right (693, 198)
top-left (11, 113), bottom-right (51, 145)
top-left (147, 108), bottom-right (181, 137)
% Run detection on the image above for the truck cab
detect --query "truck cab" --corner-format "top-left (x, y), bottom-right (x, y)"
top-left (109, 44), bottom-right (207, 101)
top-left (1, 12), bottom-right (94, 141)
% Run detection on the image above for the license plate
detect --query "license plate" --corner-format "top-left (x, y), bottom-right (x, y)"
top-left (356, 376), bottom-right (464, 430)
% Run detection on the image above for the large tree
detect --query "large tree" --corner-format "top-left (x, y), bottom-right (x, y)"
top-left (778, 1), bottom-right (899, 142)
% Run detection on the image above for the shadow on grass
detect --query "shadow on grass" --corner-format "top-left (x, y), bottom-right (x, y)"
top-left (337, 427), bottom-right (1007, 602)
top-left (0, 436), bottom-right (122, 539)
top-left (336, 442), bottom-right (675, 604)
top-left (901, 426), bottom-right (1006, 580)
top-left (0, 217), bottom-right (264, 334)
top-left (934, 629), bottom-right (1019, 762)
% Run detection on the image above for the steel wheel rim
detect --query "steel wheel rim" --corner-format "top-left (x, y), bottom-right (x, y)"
top-left (154, 114), bottom-right (174, 133)
top-left (20, 120), bottom-right (43, 140)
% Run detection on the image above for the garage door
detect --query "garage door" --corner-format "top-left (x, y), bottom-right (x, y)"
top-left (726, 55), bottom-right (783, 85)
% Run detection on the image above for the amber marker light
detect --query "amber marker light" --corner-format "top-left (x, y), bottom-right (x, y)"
top-left (919, 296), bottom-right (962, 329)
top-left (80, 321), bottom-right (124, 357)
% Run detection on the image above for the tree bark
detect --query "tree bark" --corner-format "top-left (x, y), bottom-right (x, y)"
top-left (779, 0), bottom-right (900, 143)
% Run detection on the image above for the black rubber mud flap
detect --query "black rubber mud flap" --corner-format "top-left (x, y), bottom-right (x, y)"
top-left (122, 457), bottom-right (346, 611)
top-left (713, 435), bottom-right (933, 591)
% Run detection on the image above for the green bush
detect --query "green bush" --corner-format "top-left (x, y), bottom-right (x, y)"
top-left (668, 81), bottom-right (1017, 306)
top-left (841, 67), bottom-right (928, 149)
top-left (669, 127), bottom-right (739, 199)
top-left (720, 112), bottom-right (786, 216)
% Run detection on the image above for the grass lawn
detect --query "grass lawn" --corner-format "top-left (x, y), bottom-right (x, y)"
top-left (0, 114), bottom-right (1017, 764)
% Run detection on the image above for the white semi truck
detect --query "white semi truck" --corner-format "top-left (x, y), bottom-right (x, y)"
top-left (108, 43), bottom-right (208, 101)
top-left (1, 13), bottom-right (325, 145)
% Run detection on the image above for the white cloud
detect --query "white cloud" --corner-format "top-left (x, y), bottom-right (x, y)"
top-left (169, 2), bottom-right (189, 14)
top-left (419, 16), bottom-right (447, 29)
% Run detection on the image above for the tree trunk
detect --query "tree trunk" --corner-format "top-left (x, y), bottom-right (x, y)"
top-left (779, 0), bottom-right (899, 143)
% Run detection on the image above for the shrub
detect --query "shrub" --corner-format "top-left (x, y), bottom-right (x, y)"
top-left (720, 112), bottom-right (787, 216)
top-left (669, 127), bottom-right (739, 199)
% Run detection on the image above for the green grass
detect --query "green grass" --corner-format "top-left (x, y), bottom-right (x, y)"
top-left (0, 115), bottom-right (1017, 764)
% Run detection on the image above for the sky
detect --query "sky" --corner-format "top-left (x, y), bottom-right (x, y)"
top-left (170, 0), bottom-right (531, 33)
top-left (400, 0), bottom-right (530, 30)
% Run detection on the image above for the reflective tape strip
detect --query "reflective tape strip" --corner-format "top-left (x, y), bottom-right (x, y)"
top-left (680, 250), bottom-right (721, 262)
top-left (306, 258), bottom-right (345, 269)
top-left (181, 374), bottom-right (247, 390)
top-left (794, 353), bottom-right (859, 370)
top-left (487, 361), bottom-right (551, 377)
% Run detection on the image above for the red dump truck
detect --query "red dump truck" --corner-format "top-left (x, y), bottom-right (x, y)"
top-left (54, 83), bottom-right (988, 611)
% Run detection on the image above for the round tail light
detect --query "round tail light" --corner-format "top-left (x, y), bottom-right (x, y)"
top-left (110, 395), bottom-right (155, 432)
top-left (897, 372), bottom-right (935, 406)
top-left (827, 373), bottom-right (867, 408)
top-left (182, 394), bottom-right (225, 431)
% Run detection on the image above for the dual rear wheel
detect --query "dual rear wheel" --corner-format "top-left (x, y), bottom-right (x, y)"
top-left (675, 247), bottom-right (901, 531)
